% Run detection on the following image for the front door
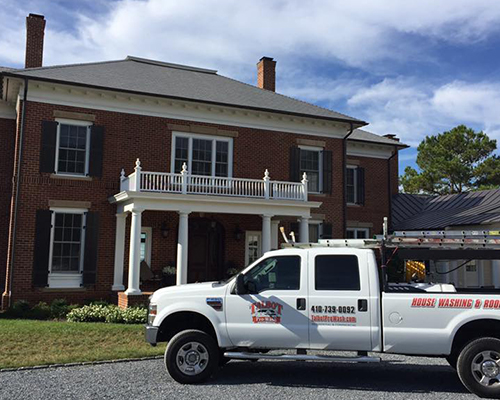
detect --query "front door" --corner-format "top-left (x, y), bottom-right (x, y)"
top-left (225, 253), bottom-right (309, 349)
top-left (308, 250), bottom-right (373, 351)
top-left (188, 218), bottom-right (224, 283)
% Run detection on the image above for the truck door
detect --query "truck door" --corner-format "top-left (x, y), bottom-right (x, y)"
top-left (225, 253), bottom-right (309, 349)
top-left (308, 250), bottom-right (373, 351)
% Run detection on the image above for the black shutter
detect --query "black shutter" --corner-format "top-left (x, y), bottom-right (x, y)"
top-left (33, 209), bottom-right (52, 287)
top-left (289, 147), bottom-right (301, 182)
top-left (83, 212), bottom-right (100, 286)
top-left (89, 125), bottom-right (104, 177)
top-left (322, 150), bottom-right (332, 194)
top-left (290, 222), bottom-right (299, 242)
top-left (357, 167), bottom-right (365, 205)
top-left (321, 222), bottom-right (333, 239)
top-left (39, 121), bottom-right (58, 173)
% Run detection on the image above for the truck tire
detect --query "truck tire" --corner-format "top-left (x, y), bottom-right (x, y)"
top-left (165, 329), bottom-right (220, 384)
top-left (457, 337), bottom-right (500, 399)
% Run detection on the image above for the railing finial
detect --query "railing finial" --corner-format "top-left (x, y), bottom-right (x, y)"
top-left (135, 158), bottom-right (141, 171)
top-left (181, 162), bottom-right (188, 174)
top-left (263, 169), bottom-right (270, 180)
top-left (301, 172), bottom-right (308, 183)
top-left (120, 168), bottom-right (126, 181)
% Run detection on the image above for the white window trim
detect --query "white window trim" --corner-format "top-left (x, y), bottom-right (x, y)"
top-left (346, 227), bottom-right (369, 239)
top-left (170, 131), bottom-right (233, 177)
top-left (141, 227), bottom-right (152, 266)
top-left (245, 230), bottom-right (262, 266)
top-left (47, 207), bottom-right (87, 288)
top-left (54, 119), bottom-right (93, 177)
top-left (346, 165), bottom-right (358, 205)
top-left (299, 145), bottom-right (323, 194)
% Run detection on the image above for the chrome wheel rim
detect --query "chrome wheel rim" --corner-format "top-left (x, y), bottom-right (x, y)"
top-left (176, 342), bottom-right (209, 376)
top-left (471, 350), bottom-right (500, 387)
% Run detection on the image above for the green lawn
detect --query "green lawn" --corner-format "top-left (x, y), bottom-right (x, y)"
top-left (0, 319), bottom-right (166, 369)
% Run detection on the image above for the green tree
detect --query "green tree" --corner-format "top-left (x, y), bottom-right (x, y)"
top-left (401, 125), bottom-right (499, 195)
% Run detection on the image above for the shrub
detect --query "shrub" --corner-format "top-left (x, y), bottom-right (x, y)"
top-left (121, 307), bottom-right (147, 324)
top-left (67, 305), bottom-right (110, 323)
top-left (104, 306), bottom-right (124, 324)
top-left (30, 302), bottom-right (51, 320)
top-left (50, 299), bottom-right (70, 319)
top-left (10, 300), bottom-right (31, 318)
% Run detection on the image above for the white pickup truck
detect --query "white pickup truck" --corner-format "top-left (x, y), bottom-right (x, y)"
top-left (145, 236), bottom-right (500, 399)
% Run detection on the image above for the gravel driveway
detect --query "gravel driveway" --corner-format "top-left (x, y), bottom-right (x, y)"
top-left (0, 353), bottom-right (475, 400)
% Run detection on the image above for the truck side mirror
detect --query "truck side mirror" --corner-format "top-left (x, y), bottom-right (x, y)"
top-left (235, 274), bottom-right (246, 295)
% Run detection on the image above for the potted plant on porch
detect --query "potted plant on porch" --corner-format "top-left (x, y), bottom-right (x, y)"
top-left (162, 264), bottom-right (176, 287)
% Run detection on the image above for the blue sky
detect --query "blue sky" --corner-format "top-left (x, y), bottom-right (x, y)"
top-left (2, 0), bottom-right (500, 173)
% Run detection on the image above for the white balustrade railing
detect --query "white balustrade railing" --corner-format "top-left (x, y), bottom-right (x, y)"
top-left (119, 159), bottom-right (308, 201)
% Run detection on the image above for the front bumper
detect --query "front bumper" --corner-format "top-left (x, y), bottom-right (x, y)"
top-left (145, 325), bottom-right (159, 346)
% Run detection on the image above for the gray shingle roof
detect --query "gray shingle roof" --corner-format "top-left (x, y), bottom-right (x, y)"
top-left (4, 56), bottom-right (366, 125)
top-left (392, 189), bottom-right (500, 230)
top-left (351, 129), bottom-right (407, 147)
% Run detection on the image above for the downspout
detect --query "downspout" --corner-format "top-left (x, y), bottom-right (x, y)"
top-left (342, 122), bottom-right (354, 238)
top-left (5, 78), bottom-right (28, 308)
top-left (386, 146), bottom-right (398, 232)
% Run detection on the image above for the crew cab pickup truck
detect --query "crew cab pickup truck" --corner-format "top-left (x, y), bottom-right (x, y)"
top-left (145, 237), bottom-right (500, 399)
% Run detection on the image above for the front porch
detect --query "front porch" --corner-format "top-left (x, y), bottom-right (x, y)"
top-left (110, 160), bottom-right (321, 301)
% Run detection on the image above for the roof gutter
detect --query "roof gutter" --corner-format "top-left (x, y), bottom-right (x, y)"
top-left (4, 77), bottom-right (28, 308)
top-left (342, 122), bottom-right (355, 237)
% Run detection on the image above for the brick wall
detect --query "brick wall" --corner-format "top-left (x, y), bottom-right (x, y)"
top-left (0, 117), bottom-right (16, 295)
top-left (3, 99), bottom-right (395, 305)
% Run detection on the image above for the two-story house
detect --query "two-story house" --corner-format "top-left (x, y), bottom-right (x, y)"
top-left (0, 14), bottom-right (406, 309)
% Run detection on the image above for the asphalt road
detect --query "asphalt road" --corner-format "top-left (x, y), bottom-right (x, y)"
top-left (0, 353), bottom-right (476, 400)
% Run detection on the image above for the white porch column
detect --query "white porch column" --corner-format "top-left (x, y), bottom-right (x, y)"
top-left (112, 213), bottom-right (128, 291)
top-left (299, 216), bottom-right (310, 243)
top-left (271, 220), bottom-right (280, 250)
top-left (262, 214), bottom-right (273, 253)
top-left (478, 260), bottom-right (485, 287)
top-left (177, 211), bottom-right (190, 285)
top-left (125, 208), bottom-right (143, 295)
top-left (492, 261), bottom-right (500, 288)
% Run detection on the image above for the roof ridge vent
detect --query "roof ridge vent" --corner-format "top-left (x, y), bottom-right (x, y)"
top-left (126, 56), bottom-right (217, 74)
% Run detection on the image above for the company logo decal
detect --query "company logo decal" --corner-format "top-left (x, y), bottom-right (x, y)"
top-left (250, 301), bottom-right (283, 323)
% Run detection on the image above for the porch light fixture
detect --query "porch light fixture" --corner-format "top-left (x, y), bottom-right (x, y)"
top-left (234, 225), bottom-right (243, 241)
top-left (160, 222), bottom-right (170, 238)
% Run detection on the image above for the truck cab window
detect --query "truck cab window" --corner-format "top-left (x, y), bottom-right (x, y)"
top-left (245, 256), bottom-right (301, 292)
top-left (315, 255), bottom-right (360, 291)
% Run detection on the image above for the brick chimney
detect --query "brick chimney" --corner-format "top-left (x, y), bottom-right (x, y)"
top-left (383, 134), bottom-right (400, 142)
top-left (257, 56), bottom-right (276, 92)
top-left (25, 13), bottom-right (46, 68)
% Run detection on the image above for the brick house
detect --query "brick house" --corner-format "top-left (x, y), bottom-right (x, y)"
top-left (0, 14), bottom-right (406, 309)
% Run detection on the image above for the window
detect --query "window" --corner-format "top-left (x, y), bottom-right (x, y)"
top-left (55, 120), bottom-right (92, 175)
top-left (51, 212), bottom-right (84, 273)
top-left (346, 166), bottom-right (365, 205)
top-left (309, 222), bottom-right (322, 243)
top-left (140, 227), bottom-right (152, 265)
top-left (245, 256), bottom-right (301, 292)
top-left (300, 148), bottom-right (322, 193)
top-left (346, 228), bottom-right (370, 239)
top-left (245, 231), bottom-right (262, 266)
top-left (172, 133), bottom-right (233, 177)
top-left (315, 255), bottom-right (360, 291)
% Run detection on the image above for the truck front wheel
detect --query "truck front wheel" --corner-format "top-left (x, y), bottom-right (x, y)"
top-left (457, 337), bottom-right (500, 398)
top-left (165, 329), bottom-right (220, 384)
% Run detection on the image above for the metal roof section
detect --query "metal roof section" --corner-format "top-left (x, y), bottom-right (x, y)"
top-left (4, 56), bottom-right (367, 125)
top-left (392, 189), bottom-right (500, 230)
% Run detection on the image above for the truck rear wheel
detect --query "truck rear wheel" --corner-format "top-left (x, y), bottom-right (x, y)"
top-left (165, 329), bottom-right (220, 384)
top-left (457, 337), bottom-right (500, 399)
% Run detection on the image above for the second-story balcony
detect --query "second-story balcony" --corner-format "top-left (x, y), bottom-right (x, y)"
top-left (119, 159), bottom-right (309, 202)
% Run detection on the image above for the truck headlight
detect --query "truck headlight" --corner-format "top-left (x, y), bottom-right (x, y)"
top-left (148, 303), bottom-right (157, 325)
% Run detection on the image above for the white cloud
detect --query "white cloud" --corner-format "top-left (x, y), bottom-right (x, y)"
top-left (345, 78), bottom-right (500, 147)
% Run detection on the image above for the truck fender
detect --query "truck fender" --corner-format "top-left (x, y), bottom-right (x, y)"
top-left (449, 312), bottom-right (500, 355)
top-left (154, 301), bottom-right (232, 348)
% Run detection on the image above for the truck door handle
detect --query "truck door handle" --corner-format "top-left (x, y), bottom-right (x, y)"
top-left (358, 299), bottom-right (368, 312)
top-left (297, 298), bottom-right (306, 310)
